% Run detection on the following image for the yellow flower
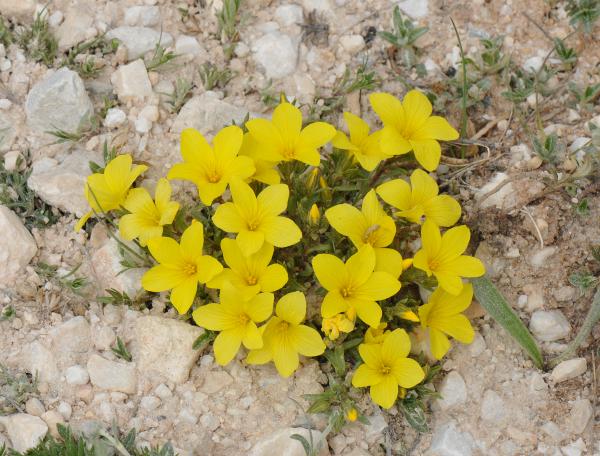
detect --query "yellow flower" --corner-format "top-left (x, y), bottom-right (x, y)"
top-left (76, 154), bottom-right (147, 230)
top-left (325, 190), bottom-right (403, 278)
top-left (212, 179), bottom-right (302, 256)
top-left (352, 328), bottom-right (425, 409)
top-left (167, 126), bottom-right (255, 205)
top-left (238, 133), bottom-right (281, 185)
top-left (192, 286), bottom-right (274, 365)
top-left (118, 178), bottom-right (180, 246)
top-left (207, 238), bottom-right (288, 298)
top-left (246, 292), bottom-right (326, 377)
top-left (321, 313), bottom-right (355, 340)
top-left (377, 169), bottom-right (461, 227)
top-left (142, 221), bottom-right (223, 314)
top-left (418, 284), bottom-right (475, 359)
top-left (369, 90), bottom-right (459, 171)
top-left (413, 221), bottom-right (485, 295)
top-left (332, 112), bottom-right (391, 171)
top-left (346, 408), bottom-right (358, 422)
top-left (312, 246), bottom-right (401, 328)
top-left (364, 323), bottom-right (389, 345)
top-left (402, 258), bottom-right (413, 270)
top-left (308, 203), bottom-right (320, 225)
top-left (245, 101), bottom-right (336, 166)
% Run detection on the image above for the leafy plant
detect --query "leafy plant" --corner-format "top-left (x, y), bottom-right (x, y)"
top-left (167, 78), bottom-right (194, 113)
top-left (566, 0), bottom-right (600, 34)
top-left (15, 10), bottom-right (58, 65)
top-left (112, 337), bottom-right (133, 362)
top-left (569, 270), bottom-right (597, 292)
top-left (98, 288), bottom-right (135, 307)
top-left (198, 63), bottom-right (233, 90)
top-left (145, 41), bottom-right (178, 71)
top-left (0, 364), bottom-right (38, 415)
top-left (553, 37), bottom-right (578, 69)
top-left (378, 5), bottom-right (428, 68)
top-left (568, 82), bottom-right (600, 110)
top-left (532, 133), bottom-right (563, 164)
top-left (0, 16), bottom-right (13, 46)
top-left (0, 305), bottom-right (15, 321)
top-left (61, 35), bottom-right (120, 78)
top-left (216, 0), bottom-right (242, 59)
top-left (35, 262), bottom-right (88, 295)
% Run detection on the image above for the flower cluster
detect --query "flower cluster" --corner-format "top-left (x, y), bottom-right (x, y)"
top-left (78, 89), bottom-right (485, 410)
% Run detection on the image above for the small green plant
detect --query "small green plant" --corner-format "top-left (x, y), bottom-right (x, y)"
top-left (112, 336), bottom-right (133, 362)
top-left (98, 288), bottom-right (135, 307)
top-left (62, 35), bottom-right (120, 78)
top-left (145, 41), bottom-right (178, 71)
top-left (0, 305), bottom-right (15, 321)
top-left (378, 5), bottom-right (428, 68)
top-left (0, 364), bottom-right (38, 415)
top-left (46, 127), bottom-right (86, 144)
top-left (566, 0), bottom-right (600, 34)
top-left (167, 78), bottom-right (194, 113)
top-left (574, 197), bottom-right (590, 215)
top-left (216, 0), bottom-right (242, 59)
top-left (16, 10), bottom-right (58, 65)
top-left (198, 63), bottom-right (233, 90)
top-left (569, 270), bottom-right (598, 292)
top-left (553, 37), bottom-right (578, 69)
top-left (0, 16), bottom-right (13, 46)
top-left (35, 262), bottom-right (88, 295)
top-left (90, 140), bottom-right (119, 174)
top-left (532, 133), bottom-right (563, 164)
top-left (568, 82), bottom-right (600, 110)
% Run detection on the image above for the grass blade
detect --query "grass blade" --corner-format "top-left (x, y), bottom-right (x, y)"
top-left (472, 276), bottom-right (544, 369)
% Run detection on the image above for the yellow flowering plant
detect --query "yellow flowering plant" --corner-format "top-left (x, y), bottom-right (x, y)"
top-left (77, 90), bottom-right (486, 431)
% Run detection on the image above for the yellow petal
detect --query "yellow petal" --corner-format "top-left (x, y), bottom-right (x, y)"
top-left (353, 299), bottom-right (383, 328)
top-left (442, 256), bottom-right (485, 278)
top-left (181, 128), bottom-right (212, 164)
top-left (242, 322), bottom-right (263, 350)
top-left (401, 89), bottom-right (432, 133)
top-left (354, 271), bottom-right (400, 301)
top-left (433, 314), bottom-right (474, 344)
top-left (424, 195), bottom-right (461, 227)
top-left (276, 291), bottom-right (306, 325)
top-left (370, 375), bottom-right (398, 409)
top-left (410, 139), bottom-right (441, 172)
top-left (412, 249), bottom-right (431, 276)
top-left (374, 248), bottom-right (403, 279)
top-left (147, 237), bottom-right (184, 266)
top-left (377, 179), bottom-right (412, 211)
top-left (226, 155), bottom-right (256, 181)
top-left (298, 122), bottom-right (336, 150)
top-left (439, 225), bottom-right (471, 261)
top-left (415, 116), bottom-right (459, 141)
top-left (213, 329), bottom-right (243, 365)
top-left (369, 93), bottom-right (404, 127)
top-left (428, 283), bottom-right (473, 316)
top-left (158, 201), bottom-right (180, 226)
top-left (312, 254), bottom-right (347, 291)
top-left (380, 127), bottom-right (412, 156)
top-left (237, 230), bottom-right (265, 256)
top-left (180, 221), bottom-right (205, 260)
top-left (382, 328), bottom-right (411, 360)
top-left (256, 184), bottom-right (289, 216)
top-left (246, 345), bottom-right (272, 365)
top-left (390, 357), bottom-right (425, 388)
top-left (167, 162), bottom-right (202, 185)
top-left (245, 292), bottom-right (274, 323)
top-left (245, 118), bottom-right (283, 157)
top-left (74, 211), bottom-right (92, 231)
top-left (136, 225), bottom-right (163, 247)
top-left (213, 125), bottom-right (244, 162)
top-left (433, 271), bottom-right (464, 296)
top-left (259, 264), bottom-right (288, 292)
top-left (141, 265), bottom-right (187, 292)
top-left (421, 220), bottom-right (442, 259)
top-left (154, 178), bottom-right (172, 212)
top-left (229, 179), bottom-right (258, 221)
top-left (429, 327), bottom-right (451, 359)
top-left (212, 202), bottom-right (245, 233)
top-left (260, 216), bottom-right (302, 248)
top-left (220, 238), bottom-right (247, 273)
top-left (122, 187), bottom-right (155, 214)
top-left (346, 246), bottom-right (376, 286)
top-left (193, 303), bottom-right (236, 331)
top-left (410, 169), bottom-right (438, 203)
top-left (358, 342), bottom-right (383, 367)
top-left (272, 102), bottom-right (302, 139)
top-left (293, 147), bottom-right (321, 166)
top-left (119, 213), bottom-right (144, 242)
top-left (344, 111), bottom-right (370, 143)
top-left (331, 131), bottom-right (357, 151)
top-left (195, 255), bottom-right (223, 284)
top-left (325, 204), bottom-right (366, 245)
top-left (170, 277), bottom-right (198, 314)
top-left (197, 180), bottom-right (229, 206)
top-left (290, 325), bottom-right (325, 356)
top-left (321, 291), bottom-right (349, 317)
top-left (352, 364), bottom-right (382, 387)
top-left (272, 336), bottom-right (299, 377)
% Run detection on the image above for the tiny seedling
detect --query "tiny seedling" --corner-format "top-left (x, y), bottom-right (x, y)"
top-left (0, 16), bottom-right (13, 46)
top-left (46, 127), bottom-right (86, 144)
top-left (145, 41), bottom-right (178, 71)
top-left (16, 10), bottom-right (58, 65)
top-left (198, 62), bottom-right (233, 90)
top-left (568, 82), bottom-right (600, 110)
top-left (0, 305), bottom-right (14, 321)
top-left (98, 288), bottom-right (134, 307)
top-left (62, 35), bottom-right (120, 79)
top-left (566, 0), bottom-right (600, 34)
top-left (553, 37), bottom-right (578, 69)
top-left (216, 0), bottom-right (242, 59)
top-left (112, 337), bottom-right (132, 362)
top-left (35, 262), bottom-right (88, 295)
top-left (532, 133), bottom-right (563, 164)
top-left (167, 78), bottom-right (194, 113)
top-left (378, 5), bottom-right (428, 68)
top-left (0, 364), bottom-right (39, 415)
top-left (569, 270), bottom-right (598, 292)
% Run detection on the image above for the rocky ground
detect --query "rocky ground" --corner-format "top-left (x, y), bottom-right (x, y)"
top-left (0, 0), bottom-right (599, 455)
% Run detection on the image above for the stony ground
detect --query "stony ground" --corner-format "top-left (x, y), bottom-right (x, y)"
top-left (0, 0), bottom-right (599, 455)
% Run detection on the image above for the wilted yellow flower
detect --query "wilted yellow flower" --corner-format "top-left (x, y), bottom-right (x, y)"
top-left (377, 169), bottom-right (461, 227)
top-left (332, 112), bottom-right (391, 171)
top-left (212, 179), bottom-right (302, 256)
top-left (119, 178), bottom-right (179, 246)
top-left (246, 292), bottom-right (326, 377)
top-left (352, 329), bottom-right (425, 409)
top-left (321, 314), bottom-right (354, 340)
top-left (76, 154), bottom-right (147, 230)
top-left (142, 221), bottom-right (223, 314)
top-left (363, 323), bottom-right (389, 345)
top-left (370, 90), bottom-right (459, 171)
top-left (413, 221), bottom-right (485, 295)
top-left (192, 286), bottom-right (274, 365)
top-left (168, 126), bottom-right (255, 205)
top-left (346, 408), bottom-right (358, 422)
top-left (245, 101), bottom-right (336, 166)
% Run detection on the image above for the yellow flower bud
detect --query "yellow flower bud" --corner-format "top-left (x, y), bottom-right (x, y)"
top-left (345, 306), bottom-right (357, 323)
top-left (400, 310), bottom-right (420, 322)
top-left (319, 176), bottom-right (331, 200)
top-left (402, 258), bottom-right (414, 270)
top-left (309, 203), bottom-right (321, 225)
top-left (306, 167), bottom-right (320, 190)
top-left (321, 314), bottom-right (354, 340)
top-left (398, 387), bottom-right (407, 399)
top-left (346, 408), bottom-right (358, 422)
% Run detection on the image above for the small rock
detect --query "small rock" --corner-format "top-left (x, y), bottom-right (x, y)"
top-left (50, 316), bottom-right (92, 361)
top-left (199, 371), bottom-right (233, 394)
top-left (0, 0), bottom-right (36, 22)
top-left (111, 59), bottom-right (153, 100)
top-left (476, 172), bottom-right (514, 209)
top-left (104, 108), bottom-right (127, 128)
top-left (65, 365), bottom-right (90, 385)
top-left (274, 4), bottom-right (303, 27)
top-left (28, 151), bottom-right (101, 217)
top-left (0, 414), bottom-right (48, 452)
top-left (19, 342), bottom-right (59, 383)
top-left (94, 326), bottom-right (116, 351)
top-left (91, 237), bottom-right (146, 297)
top-left (106, 27), bottom-right (173, 60)
top-left (175, 35), bottom-right (204, 56)
top-left (0, 99), bottom-right (12, 110)
top-left (200, 413), bottom-right (220, 431)
top-left (140, 396), bottom-right (161, 411)
top-left (48, 11), bottom-right (64, 27)
top-left (135, 116), bottom-right (152, 134)
top-left (567, 399), bottom-right (593, 434)
top-left (529, 247), bottom-right (557, 268)
top-left (524, 56), bottom-right (544, 72)
top-left (252, 32), bottom-right (298, 79)
top-left (428, 421), bottom-right (475, 456)
top-left (25, 68), bottom-right (93, 134)
top-left (134, 316), bottom-right (204, 384)
top-left (530, 310), bottom-right (571, 342)
top-left (468, 333), bottom-right (486, 357)
top-left (364, 412), bottom-right (387, 443)
top-left (339, 35), bottom-right (365, 54)
top-left (0, 206), bottom-right (38, 285)
top-left (561, 438), bottom-right (586, 456)
top-left (171, 92), bottom-right (249, 135)
top-left (25, 398), bottom-right (45, 417)
top-left (568, 137), bottom-right (590, 153)
top-left (56, 6), bottom-right (94, 50)
top-left (41, 410), bottom-right (64, 438)
top-left (541, 421), bottom-right (567, 444)
top-left (57, 402), bottom-right (72, 420)
top-left (87, 354), bottom-right (137, 394)
top-left (124, 6), bottom-right (161, 26)
top-left (249, 427), bottom-right (330, 456)
top-left (154, 383), bottom-right (173, 400)
top-left (435, 371), bottom-right (467, 411)
top-left (529, 372), bottom-right (548, 392)
top-left (397, 0), bottom-right (429, 18)
top-left (3, 151), bottom-right (21, 171)
top-left (550, 358), bottom-right (587, 383)
top-left (480, 390), bottom-right (506, 423)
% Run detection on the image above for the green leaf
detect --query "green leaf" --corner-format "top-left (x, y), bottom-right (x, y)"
top-left (398, 399), bottom-right (428, 432)
top-left (290, 434), bottom-right (311, 456)
top-left (472, 276), bottom-right (544, 369)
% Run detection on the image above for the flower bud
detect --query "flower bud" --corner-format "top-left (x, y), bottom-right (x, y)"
top-left (346, 408), bottom-right (358, 422)
top-left (309, 203), bottom-right (320, 225)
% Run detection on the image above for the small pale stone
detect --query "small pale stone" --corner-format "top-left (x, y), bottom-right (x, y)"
top-left (428, 421), bottom-right (474, 456)
top-left (87, 354), bottom-right (137, 394)
top-left (41, 410), bottom-right (64, 438)
top-left (200, 413), bottom-right (220, 431)
top-left (106, 27), bottom-right (173, 60)
top-left (435, 371), bottom-right (467, 411)
top-left (0, 206), bottom-right (38, 285)
top-left (468, 333), bottom-right (486, 357)
top-left (140, 396), bottom-right (161, 411)
top-left (530, 310), bottom-right (571, 342)
top-left (135, 116), bottom-right (152, 134)
top-left (339, 35), bottom-right (365, 54)
top-left (124, 6), bottom-right (160, 26)
top-left (567, 399), bottom-right (593, 434)
top-left (529, 247), bottom-right (557, 268)
top-left (274, 4), bottom-right (303, 27)
top-left (200, 371), bottom-right (233, 394)
top-left (65, 365), bottom-right (89, 385)
top-left (154, 383), bottom-right (172, 399)
top-left (0, 414), bottom-right (48, 452)
top-left (175, 35), bottom-right (204, 56)
top-left (252, 32), bottom-right (298, 79)
top-left (92, 237), bottom-right (146, 297)
top-left (104, 108), bottom-right (127, 128)
top-left (111, 59), bottom-right (153, 100)
top-left (524, 56), bottom-right (544, 72)
top-left (553, 286), bottom-right (576, 302)
top-left (20, 342), bottom-right (59, 383)
top-left (25, 398), bottom-right (45, 417)
top-left (50, 316), bottom-right (92, 360)
top-left (57, 402), bottom-right (72, 420)
top-left (550, 358), bottom-right (587, 383)
top-left (94, 326), bottom-right (116, 351)
top-left (249, 427), bottom-right (330, 456)
top-left (480, 390), bottom-right (506, 423)
top-left (529, 372), bottom-right (548, 392)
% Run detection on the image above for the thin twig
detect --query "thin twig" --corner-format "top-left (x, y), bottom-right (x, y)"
top-left (471, 118), bottom-right (499, 141)
top-left (520, 206), bottom-right (544, 249)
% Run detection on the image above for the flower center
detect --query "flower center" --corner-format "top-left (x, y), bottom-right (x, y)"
top-left (207, 171), bottom-right (221, 183)
top-left (238, 313), bottom-right (250, 325)
top-left (341, 287), bottom-right (353, 298)
top-left (281, 146), bottom-right (296, 160)
top-left (428, 258), bottom-right (440, 270)
top-left (246, 275), bottom-right (258, 285)
top-left (379, 365), bottom-right (391, 375)
top-left (183, 262), bottom-right (197, 276)
top-left (277, 321), bottom-right (290, 334)
top-left (362, 224), bottom-right (380, 245)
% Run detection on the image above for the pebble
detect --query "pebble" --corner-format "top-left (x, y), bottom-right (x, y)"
top-left (528, 247), bottom-right (557, 268)
top-left (0, 414), bottom-right (48, 452)
top-left (476, 172), bottom-right (514, 209)
top-left (529, 372), bottom-right (548, 392)
top-left (249, 427), bottom-right (330, 456)
top-left (553, 286), bottom-right (576, 302)
top-left (200, 413), bottom-right (220, 431)
top-left (428, 420), bottom-right (475, 456)
top-left (0, 98), bottom-right (12, 109)
top-left (87, 354), bottom-right (137, 394)
top-left (274, 4), bottom-right (303, 27)
top-left (435, 371), bottom-right (467, 411)
top-left (339, 35), bottom-right (365, 54)
top-left (111, 59), bottom-right (153, 100)
top-left (0, 206), bottom-right (38, 285)
top-left (57, 402), bottom-right (72, 420)
top-left (252, 32), bottom-right (298, 79)
top-left (0, 0), bottom-right (36, 22)
top-left (541, 421), bottom-right (567, 443)
top-left (561, 438), bottom-right (586, 456)
top-left (94, 326), bottom-right (116, 351)
top-left (25, 67), bottom-right (93, 134)
top-left (480, 390), bottom-right (506, 423)
top-left (154, 383), bottom-right (173, 400)
top-left (568, 137), bottom-right (590, 153)
top-left (91, 237), bottom-right (146, 297)
top-left (175, 35), bottom-right (204, 56)
top-left (140, 395), bottom-right (161, 411)
top-left (20, 342), bottom-right (59, 383)
top-left (124, 6), bottom-right (160, 26)
top-left (104, 108), bottom-right (127, 128)
top-left (200, 371), bottom-right (233, 394)
top-left (397, 0), bottom-right (429, 18)
top-left (567, 399), bottom-right (593, 434)
top-left (41, 410), bottom-right (65, 438)
top-left (135, 116), bottom-right (152, 134)
top-left (550, 358), bottom-right (587, 383)
top-left (529, 310), bottom-right (571, 342)
top-left (50, 316), bottom-right (92, 361)
top-left (468, 333), bottom-right (486, 357)
top-left (106, 27), bottom-right (173, 60)
top-left (65, 365), bottom-right (90, 385)
top-left (25, 398), bottom-right (45, 417)
top-left (523, 56), bottom-right (544, 72)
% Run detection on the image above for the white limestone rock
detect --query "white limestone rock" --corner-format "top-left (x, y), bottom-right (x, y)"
top-left (0, 414), bottom-right (48, 452)
top-left (106, 27), bottom-right (173, 60)
top-left (252, 32), bottom-right (298, 79)
top-left (0, 206), bottom-right (38, 285)
top-left (111, 59), bottom-right (153, 100)
top-left (249, 427), bottom-right (330, 456)
top-left (550, 358), bottom-right (587, 383)
top-left (87, 354), bottom-right (137, 394)
top-left (529, 310), bottom-right (571, 342)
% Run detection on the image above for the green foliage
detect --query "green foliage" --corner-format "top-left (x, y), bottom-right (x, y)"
top-left (0, 16), bottom-right (13, 47)
top-left (145, 40), bottom-right (178, 71)
top-left (532, 133), bottom-right (563, 164)
top-left (97, 288), bottom-right (134, 306)
top-left (0, 364), bottom-right (38, 415)
top-left (90, 141), bottom-right (119, 174)
top-left (167, 78), bottom-right (194, 114)
top-left (0, 305), bottom-right (15, 321)
top-left (553, 37), bottom-right (577, 69)
top-left (569, 270), bottom-right (597, 292)
top-left (378, 5), bottom-right (428, 68)
top-left (192, 330), bottom-right (215, 350)
top-left (216, 0), bottom-right (242, 59)
top-left (16, 10), bottom-right (58, 65)
top-left (472, 277), bottom-right (544, 369)
top-left (61, 35), bottom-right (120, 78)
top-left (35, 262), bottom-right (88, 295)
top-left (111, 337), bottom-right (132, 362)
top-left (0, 152), bottom-right (60, 228)
top-left (46, 128), bottom-right (86, 144)
top-left (566, 0), bottom-right (600, 34)
top-left (198, 63), bottom-right (233, 90)
top-left (568, 82), bottom-right (600, 110)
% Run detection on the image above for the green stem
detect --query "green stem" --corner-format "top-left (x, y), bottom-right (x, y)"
top-left (548, 286), bottom-right (600, 368)
top-left (450, 18), bottom-right (468, 158)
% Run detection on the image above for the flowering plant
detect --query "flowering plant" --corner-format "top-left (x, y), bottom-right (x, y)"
top-left (78, 89), bottom-right (484, 417)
